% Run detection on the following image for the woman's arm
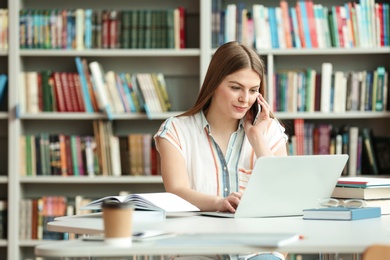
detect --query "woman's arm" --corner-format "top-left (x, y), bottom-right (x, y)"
top-left (156, 137), bottom-right (241, 212)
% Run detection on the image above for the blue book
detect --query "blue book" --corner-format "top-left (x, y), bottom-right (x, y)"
top-left (303, 207), bottom-right (381, 221)
top-left (118, 73), bottom-right (136, 113)
top-left (75, 57), bottom-right (94, 112)
top-left (298, 0), bottom-right (312, 48)
top-left (268, 7), bottom-right (279, 48)
top-left (0, 74), bottom-right (7, 105)
top-left (384, 4), bottom-right (389, 46)
top-left (290, 7), bottom-right (302, 48)
top-left (84, 9), bottom-right (93, 49)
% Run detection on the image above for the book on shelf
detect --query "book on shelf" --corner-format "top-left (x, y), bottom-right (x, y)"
top-left (0, 200), bottom-right (6, 239)
top-left (20, 125), bottom-right (160, 177)
top-left (348, 126), bottom-right (359, 177)
top-left (286, 121), bottom-right (387, 177)
top-left (151, 73), bottom-right (171, 112)
top-left (213, 2), bottom-right (390, 49)
top-left (293, 118), bottom-right (304, 155)
top-left (272, 66), bottom-right (388, 113)
top-left (317, 124), bottom-right (332, 155)
top-left (80, 192), bottom-right (200, 213)
top-left (136, 73), bottom-right (163, 114)
top-left (320, 62), bottom-right (332, 112)
top-left (105, 70), bottom-right (125, 113)
top-left (19, 8), bottom-right (188, 50)
top-left (333, 71), bottom-right (347, 112)
top-left (52, 72), bottom-right (66, 112)
top-left (74, 57), bottom-right (94, 112)
top-left (89, 61), bottom-right (113, 120)
top-left (21, 133), bottom-right (100, 177)
top-left (20, 65), bottom-right (171, 117)
top-left (92, 120), bottom-right (110, 176)
top-left (80, 58), bottom-right (100, 112)
top-left (303, 206), bottom-right (381, 220)
top-left (332, 185), bottom-right (390, 200)
top-left (19, 196), bottom-right (67, 240)
top-left (0, 74), bottom-right (7, 106)
top-left (373, 136), bottom-right (390, 175)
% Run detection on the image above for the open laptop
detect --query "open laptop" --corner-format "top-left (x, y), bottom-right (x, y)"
top-left (201, 154), bottom-right (349, 218)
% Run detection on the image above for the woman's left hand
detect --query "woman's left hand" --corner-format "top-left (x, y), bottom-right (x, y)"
top-left (216, 192), bottom-right (242, 213)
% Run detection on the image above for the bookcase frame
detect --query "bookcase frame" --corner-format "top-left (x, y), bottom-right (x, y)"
top-left (2, 0), bottom-right (390, 259)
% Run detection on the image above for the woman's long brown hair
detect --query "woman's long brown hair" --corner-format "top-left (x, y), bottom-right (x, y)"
top-left (180, 41), bottom-right (274, 119)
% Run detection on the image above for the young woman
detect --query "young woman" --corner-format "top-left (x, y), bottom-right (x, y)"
top-left (154, 41), bottom-right (288, 259)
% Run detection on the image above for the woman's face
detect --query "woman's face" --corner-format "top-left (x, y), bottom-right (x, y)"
top-left (212, 68), bottom-right (261, 120)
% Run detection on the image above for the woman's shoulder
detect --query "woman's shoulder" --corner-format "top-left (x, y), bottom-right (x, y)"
top-left (155, 113), bottom-right (203, 141)
top-left (158, 113), bottom-right (202, 132)
top-left (166, 112), bottom-right (202, 126)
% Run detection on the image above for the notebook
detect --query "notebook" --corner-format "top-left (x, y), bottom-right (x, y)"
top-left (201, 154), bottom-right (349, 218)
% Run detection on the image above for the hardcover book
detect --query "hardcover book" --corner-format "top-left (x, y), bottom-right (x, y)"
top-left (337, 177), bottom-right (390, 188)
top-left (332, 185), bottom-right (390, 200)
top-left (303, 206), bottom-right (381, 220)
top-left (80, 192), bottom-right (200, 213)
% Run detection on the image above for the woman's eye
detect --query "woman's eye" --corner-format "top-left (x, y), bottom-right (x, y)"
top-left (250, 89), bottom-right (259, 93)
top-left (231, 86), bottom-right (241, 90)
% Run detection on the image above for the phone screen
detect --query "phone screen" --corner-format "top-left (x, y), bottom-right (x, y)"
top-left (250, 102), bottom-right (261, 125)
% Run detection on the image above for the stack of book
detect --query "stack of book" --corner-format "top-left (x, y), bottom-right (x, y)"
top-left (331, 177), bottom-right (390, 214)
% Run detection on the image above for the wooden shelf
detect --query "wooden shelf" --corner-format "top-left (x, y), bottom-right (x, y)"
top-left (20, 176), bottom-right (163, 184)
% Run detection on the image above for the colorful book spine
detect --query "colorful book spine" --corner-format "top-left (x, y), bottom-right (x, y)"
top-left (75, 57), bottom-right (94, 112)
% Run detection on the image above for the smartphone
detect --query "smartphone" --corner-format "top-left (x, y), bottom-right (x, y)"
top-left (250, 101), bottom-right (261, 125)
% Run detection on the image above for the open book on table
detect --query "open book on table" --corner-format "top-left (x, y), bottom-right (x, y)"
top-left (80, 192), bottom-right (200, 212)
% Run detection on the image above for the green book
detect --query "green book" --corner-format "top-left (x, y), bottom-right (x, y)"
top-left (375, 67), bottom-right (385, 111)
top-left (43, 9), bottom-right (51, 49)
top-left (137, 10), bottom-right (146, 48)
top-left (131, 10), bottom-right (139, 48)
top-left (40, 133), bottom-right (51, 176)
top-left (362, 128), bottom-right (379, 175)
top-left (25, 135), bottom-right (32, 176)
top-left (144, 9), bottom-right (152, 49)
top-left (70, 135), bottom-right (79, 176)
top-left (121, 11), bottom-right (131, 49)
top-left (160, 10), bottom-right (167, 48)
top-left (40, 70), bottom-right (53, 112)
top-left (328, 8), bottom-right (338, 47)
top-left (166, 9), bottom-right (175, 49)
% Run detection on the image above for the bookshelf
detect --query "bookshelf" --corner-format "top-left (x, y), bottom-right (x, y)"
top-left (2, 0), bottom-right (390, 259)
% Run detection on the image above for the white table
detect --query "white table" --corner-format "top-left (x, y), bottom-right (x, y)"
top-left (35, 213), bottom-right (390, 258)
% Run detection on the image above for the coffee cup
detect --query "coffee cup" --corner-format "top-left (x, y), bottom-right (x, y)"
top-left (102, 199), bottom-right (134, 247)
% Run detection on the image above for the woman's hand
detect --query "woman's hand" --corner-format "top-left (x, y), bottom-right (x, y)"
top-left (244, 94), bottom-right (272, 135)
top-left (244, 94), bottom-right (275, 157)
top-left (216, 192), bottom-right (242, 213)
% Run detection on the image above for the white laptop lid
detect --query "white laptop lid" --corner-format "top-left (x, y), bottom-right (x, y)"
top-left (235, 154), bottom-right (349, 218)
top-left (202, 154), bottom-right (349, 218)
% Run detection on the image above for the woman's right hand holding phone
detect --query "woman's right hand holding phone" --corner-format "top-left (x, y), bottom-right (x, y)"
top-left (244, 94), bottom-right (275, 157)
